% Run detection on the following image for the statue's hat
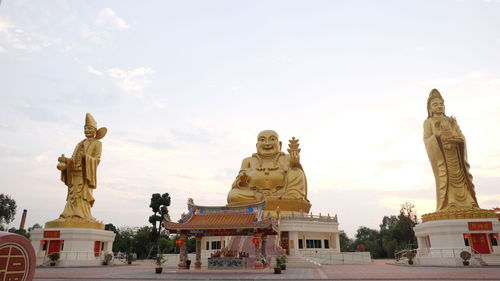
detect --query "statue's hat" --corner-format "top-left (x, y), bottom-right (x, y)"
top-left (85, 113), bottom-right (97, 128)
top-left (85, 113), bottom-right (107, 139)
top-left (427, 89), bottom-right (443, 103)
top-left (427, 89), bottom-right (445, 118)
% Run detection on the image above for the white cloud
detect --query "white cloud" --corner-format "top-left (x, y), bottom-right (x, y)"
top-left (87, 65), bottom-right (103, 76)
top-left (151, 102), bottom-right (166, 109)
top-left (420, 77), bottom-right (459, 86)
top-left (34, 154), bottom-right (48, 162)
top-left (95, 8), bottom-right (129, 30)
top-left (106, 67), bottom-right (155, 94)
top-left (0, 18), bottom-right (57, 52)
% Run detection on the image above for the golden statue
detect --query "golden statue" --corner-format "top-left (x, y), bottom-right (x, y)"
top-left (227, 130), bottom-right (310, 215)
top-left (45, 113), bottom-right (107, 229)
top-left (422, 89), bottom-right (495, 222)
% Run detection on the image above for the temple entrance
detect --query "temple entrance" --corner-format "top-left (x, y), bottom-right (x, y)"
top-left (47, 240), bottom-right (61, 255)
top-left (471, 233), bottom-right (490, 254)
top-left (164, 201), bottom-right (278, 270)
top-left (280, 231), bottom-right (289, 255)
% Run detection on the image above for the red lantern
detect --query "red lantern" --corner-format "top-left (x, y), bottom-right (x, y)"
top-left (252, 237), bottom-right (260, 245)
top-left (176, 239), bottom-right (184, 247)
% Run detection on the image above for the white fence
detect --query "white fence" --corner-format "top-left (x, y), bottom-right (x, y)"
top-left (301, 251), bottom-right (372, 264)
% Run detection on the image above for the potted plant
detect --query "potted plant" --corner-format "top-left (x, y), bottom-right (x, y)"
top-left (460, 250), bottom-right (471, 266)
top-left (102, 253), bottom-right (113, 265)
top-left (405, 250), bottom-right (415, 265)
top-left (279, 254), bottom-right (287, 270)
top-left (49, 252), bottom-right (60, 266)
top-left (274, 256), bottom-right (284, 274)
top-left (155, 254), bottom-right (166, 274)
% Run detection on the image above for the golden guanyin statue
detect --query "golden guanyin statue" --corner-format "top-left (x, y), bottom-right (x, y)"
top-left (45, 113), bottom-right (107, 229)
top-left (422, 89), bottom-right (495, 222)
top-left (227, 130), bottom-right (310, 215)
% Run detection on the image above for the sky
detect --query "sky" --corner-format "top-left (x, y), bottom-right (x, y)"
top-left (1, 0), bottom-right (499, 238)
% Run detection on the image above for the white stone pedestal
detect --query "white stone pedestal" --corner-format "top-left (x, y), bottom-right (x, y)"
top-left (30, 228), bottom-right (115, 266)
top-left (414, 218), bottom-right (500, 266)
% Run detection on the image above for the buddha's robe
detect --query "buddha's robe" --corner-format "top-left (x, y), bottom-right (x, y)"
top-left (423, 116), bottom-right (478, 211)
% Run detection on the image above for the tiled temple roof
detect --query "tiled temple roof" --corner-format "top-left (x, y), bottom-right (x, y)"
top-left (164, 200), bottom-right (278, 235)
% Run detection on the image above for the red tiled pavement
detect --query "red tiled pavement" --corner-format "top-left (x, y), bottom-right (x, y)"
top-left (34, 259), bottom-right (500, 280)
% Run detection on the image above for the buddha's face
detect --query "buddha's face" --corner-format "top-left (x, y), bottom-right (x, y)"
top-left (84, 126), bottom-right (96, 138)
top-left (429, 98), bottom-right (445, 116)
top-left (256, 130), bottom-right (281, 157)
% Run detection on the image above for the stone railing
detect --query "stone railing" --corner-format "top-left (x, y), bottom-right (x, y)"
top-left (280, 213), bottom-right (338, 223)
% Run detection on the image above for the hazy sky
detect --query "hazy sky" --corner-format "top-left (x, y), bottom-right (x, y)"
top-left (1, 0), bottom-right (499, 237)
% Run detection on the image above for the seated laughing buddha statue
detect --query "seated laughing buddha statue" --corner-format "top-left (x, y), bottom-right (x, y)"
top-left (227, 130), bottom-right (309, 211)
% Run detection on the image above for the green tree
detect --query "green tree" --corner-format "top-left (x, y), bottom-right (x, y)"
top-left (148, 193), bottom-right (171, 241)
top-left (112, 227), bottom-right (134, 253)
top-left (27, 223), bottom-right (42, 232)
top-left (0, 194), bottom-right (17, 228)
top-left (378, 202), bottom-right (419, 258)
top-left (132, 226), bottom-right (154, 259)
top-left (354, 226), bottom-right (385, 258)
top-left (339, 231), bottom-right (354, 252)
top-left (105, 223), bottom-right (118, 233)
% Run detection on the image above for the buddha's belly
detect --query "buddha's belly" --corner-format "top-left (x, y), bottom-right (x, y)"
top-left (248, 170), bottom-right (285, 189)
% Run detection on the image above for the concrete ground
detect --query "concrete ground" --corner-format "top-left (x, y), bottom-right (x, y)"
top-left (34, 259), bottom-right (500, 281)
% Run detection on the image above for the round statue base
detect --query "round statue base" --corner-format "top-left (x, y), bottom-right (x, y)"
top-left (30, 227), bottom-right (115, 267)
top-left (45, 218), bottom-right (105, 230)
top-left (414, 218), bottom-right (500, 266)
top-left (421, 208), bottom-right (497, 223)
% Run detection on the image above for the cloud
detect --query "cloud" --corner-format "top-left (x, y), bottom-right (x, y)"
top-left (95, 8), bottom-right (129, 30)
top-left (106, 67), bottom-right (155, 94)
top-left (87, 65), bottom-right (103, 76)
top-left (420, 77), bottom-right (459, 86)
top-left (151, 101), bottom-right (166, 109)
top-left (0, 18), bottom-right (58, 52)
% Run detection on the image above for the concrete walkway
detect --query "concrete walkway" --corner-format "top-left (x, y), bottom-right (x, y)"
top-left (34, 259), bottom-right (500, 281)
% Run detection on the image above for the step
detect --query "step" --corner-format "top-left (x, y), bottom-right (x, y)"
top-left (277, 255), bottom-right (321, 268)
top-left (481, 254), bottom-right (500, 266)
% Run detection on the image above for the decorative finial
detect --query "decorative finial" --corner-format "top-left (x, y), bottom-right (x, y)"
top-left (288, 137), bottom-right (301, 168)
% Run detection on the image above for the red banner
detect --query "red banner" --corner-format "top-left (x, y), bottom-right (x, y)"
top-left (43, 231), bottom-right (60, 238)
top-left (468, 222), bottom-right (493, 231)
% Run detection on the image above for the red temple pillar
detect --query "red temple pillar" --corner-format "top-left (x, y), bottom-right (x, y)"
top-left (253, 234), bottom-right (263, 269)
top-left (195, 236), bottom-right (202, 269)
top-left (177, 234), bottom-right (188, 269)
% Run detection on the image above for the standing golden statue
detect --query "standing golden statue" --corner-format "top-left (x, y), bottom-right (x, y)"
top-left (227, 130), bottom-right (310, 215)
top-left (422, 89), bottom-right (495, 222)
top-left (46, 113), bottom-right (107, 229)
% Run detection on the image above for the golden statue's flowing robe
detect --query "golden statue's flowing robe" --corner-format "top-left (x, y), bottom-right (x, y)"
top-left (423, 116), bottom-right (478, 211)
top-left (60, 138), bottom-right (102, 220)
